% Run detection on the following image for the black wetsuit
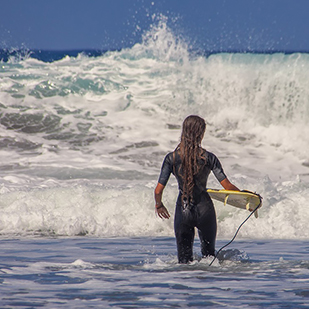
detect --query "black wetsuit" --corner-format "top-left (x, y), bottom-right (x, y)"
top-left (158, 149), bottom-right (227, 263)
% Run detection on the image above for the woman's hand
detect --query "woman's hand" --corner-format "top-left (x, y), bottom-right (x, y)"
top-left (155, 203), bottom-right (170, 219)
top-left (154, 183), bottom-right (170, 219)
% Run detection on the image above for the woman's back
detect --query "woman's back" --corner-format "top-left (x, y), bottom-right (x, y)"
top-left (158, 148), bottom-right (227, 199)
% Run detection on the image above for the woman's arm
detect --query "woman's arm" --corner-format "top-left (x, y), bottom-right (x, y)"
top-left (154, 183), bottom-right (170, 219)
top-left (220, 178), bottom-right (240, 191)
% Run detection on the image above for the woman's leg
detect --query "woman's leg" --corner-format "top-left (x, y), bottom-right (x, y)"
top-left (196, 197), bottom-right (217, 257)
top-left (174, 201), bottom-right (195, 263)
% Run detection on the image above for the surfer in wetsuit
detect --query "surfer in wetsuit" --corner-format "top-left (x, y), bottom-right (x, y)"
top-left (154, 115), bottom-right (239, 263)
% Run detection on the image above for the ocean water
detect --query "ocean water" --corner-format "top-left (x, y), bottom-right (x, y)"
top-left (0, 17), bottom-right (309, 308)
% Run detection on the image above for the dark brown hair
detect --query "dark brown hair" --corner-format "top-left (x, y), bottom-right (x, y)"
top-left (178, 115), bottom-right (206, 203)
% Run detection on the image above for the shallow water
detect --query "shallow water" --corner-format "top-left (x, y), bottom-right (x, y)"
top-left (0, 237), bottom-right (308, 308)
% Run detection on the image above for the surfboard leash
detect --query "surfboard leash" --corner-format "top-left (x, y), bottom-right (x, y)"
top-left (208, 199), bottom-right (262, 267)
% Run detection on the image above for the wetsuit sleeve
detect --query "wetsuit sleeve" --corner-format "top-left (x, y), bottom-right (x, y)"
top-left (209, 152), bottom-right (227, 182)
top-left (158, 153), bottom-right (173, 186)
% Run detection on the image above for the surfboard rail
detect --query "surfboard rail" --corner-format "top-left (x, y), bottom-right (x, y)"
top-left (207, 189), bottom-right (262, 218)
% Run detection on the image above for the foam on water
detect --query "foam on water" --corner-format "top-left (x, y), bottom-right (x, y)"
top-left (0, 175), bottom-right (308, 239)
top-left (0, 238), bottom-right (308, 308)
top-left (0, 16), bottom-right (309, 239)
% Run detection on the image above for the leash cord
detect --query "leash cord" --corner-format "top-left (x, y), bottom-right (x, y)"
top-left (208, 201), bottom-right (262, 266)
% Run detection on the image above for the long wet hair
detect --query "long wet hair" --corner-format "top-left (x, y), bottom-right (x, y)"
top-left (177, 115), bottom-right (206, 204)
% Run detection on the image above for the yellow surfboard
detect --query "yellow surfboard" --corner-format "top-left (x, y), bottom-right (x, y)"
top-left (207, 189), bottom-right (262, 218)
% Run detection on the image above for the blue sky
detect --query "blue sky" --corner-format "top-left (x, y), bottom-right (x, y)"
top-left (0, 0), bottom-right (308, 52)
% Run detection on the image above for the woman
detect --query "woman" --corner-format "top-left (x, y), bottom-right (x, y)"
top-left (154, 115), bottom-right (239, 263)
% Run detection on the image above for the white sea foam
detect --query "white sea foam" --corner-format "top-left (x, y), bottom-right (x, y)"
top-left (0, 175), bottom-right (308, 239)
top-left (0, 17), bottom-right (308, 238)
